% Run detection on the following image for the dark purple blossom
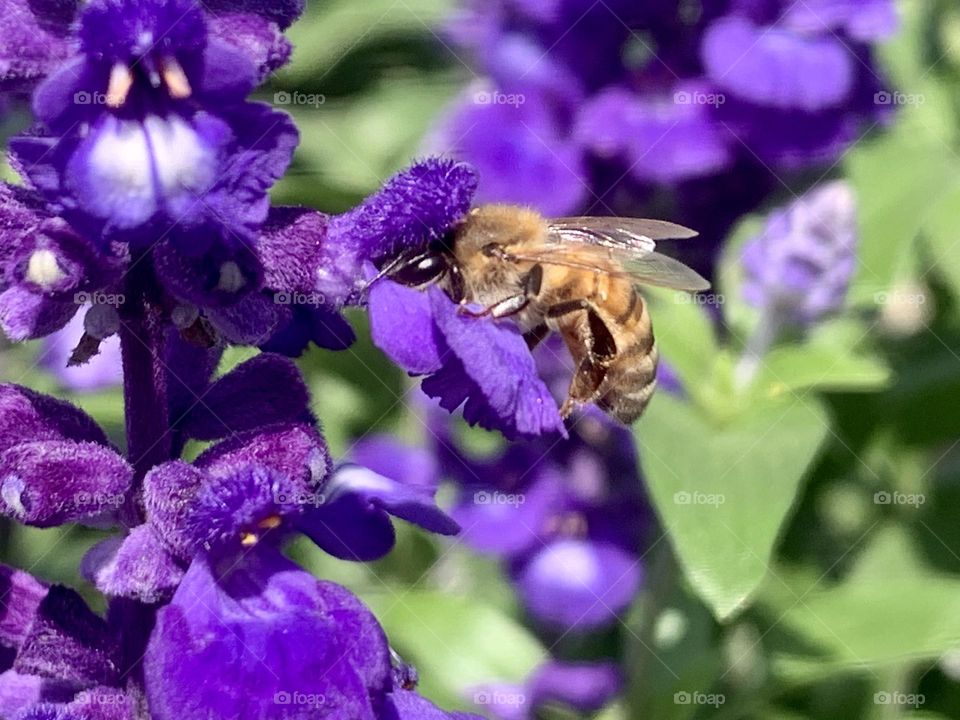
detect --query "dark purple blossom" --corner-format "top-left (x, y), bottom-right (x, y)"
top-left (432, 0), bottom-right (895, 275)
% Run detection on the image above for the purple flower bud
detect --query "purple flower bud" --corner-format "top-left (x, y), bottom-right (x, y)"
top-left (741, 181), bottom-right (857, 326)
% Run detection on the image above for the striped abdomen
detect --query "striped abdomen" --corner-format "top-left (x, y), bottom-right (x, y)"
top-left (594, 285), bottom-right (659, 423)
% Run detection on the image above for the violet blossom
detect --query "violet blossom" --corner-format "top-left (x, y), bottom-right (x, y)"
top-left (432, 0), bottom-right (896, 273)
top-left (0, 0), bottom-right (494, 717)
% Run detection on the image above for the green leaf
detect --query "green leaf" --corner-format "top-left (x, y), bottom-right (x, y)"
top-left (363, 590), bottom-right (544, 711)
top-left (846, 127), bottom-right (958, 307)
top-left (769, 526), bottom-right (960, 681)
top-left (750, 319), bottom-right (892, 397)
top-left (636, 394), bottom-right (829, 621)
top-left (920, 180), bottom-right (960, 297)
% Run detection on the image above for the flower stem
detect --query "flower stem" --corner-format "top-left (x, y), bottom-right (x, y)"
top-left (733, 308), bottom-right (781, 390)
top-left (119, 256), bottom-right (170, 518)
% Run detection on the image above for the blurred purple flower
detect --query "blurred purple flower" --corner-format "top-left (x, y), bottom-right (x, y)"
top-left (41, 312), bottom-right (122, 392)
top-left (432, 0), bottom-right (894, 274)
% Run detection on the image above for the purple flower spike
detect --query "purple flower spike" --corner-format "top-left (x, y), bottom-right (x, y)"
top-left (144, 549), bottom-right (392, 720)
top-left (369, 282), bottom-right (565, 440)
top-left (741, 181), bottom-right (857, 326)
top-left (515, 539), bottom-right (642, 631)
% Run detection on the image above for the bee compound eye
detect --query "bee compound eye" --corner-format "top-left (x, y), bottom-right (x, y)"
top-left (389, 254), bottom-right (448, 287)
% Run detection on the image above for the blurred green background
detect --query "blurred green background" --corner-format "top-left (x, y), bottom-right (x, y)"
top-left (3, 1), bottom-right (960, 718)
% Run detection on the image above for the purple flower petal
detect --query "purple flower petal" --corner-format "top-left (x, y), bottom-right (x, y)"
top-left (321, 158), bottom-right (478, 305)
top-left (14, 587), bottom-right (121, 686)
top-left (433, 98), bottom-right (586, 215)
top-left (0, 0), bottom-right (76, 92)
top-left (350, 437), bottom-right (441, 490)
top-left (206, 13), bottom-right (292, 81)
top-left (178, 353), bottom-right (311, 441)
top-left (0, 671), bottom-right (74, 718)
top-left (0, 384), bottom-right (108, 451)
top-left (424, 289), bottom-right (565, 439)
top-left (0, 565), bottom-right (47, 653)
top-left (81, 525), bottom-right (185, 604)
top-left (528, 661), bottom-right (622, 713)
top-left (0, 440), bottom-right (133, 527)
top-left (369, 279), bottom-right (443, 375)
top-left (784, 0), bottom-right (899, 42)
top-left (515, 539), bottom-right (642, 630)
top-left (144, 550), bottom-right (391, 720)
top-left (0, 286), bottom-right (77, 342)
top-left (702, 16), bottom-right (855, 112)
top-left (142, 461), bottom-right (206, 559)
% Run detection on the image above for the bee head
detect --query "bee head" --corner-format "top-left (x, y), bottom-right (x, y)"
top-left (386, 231), bottom-right (466, 303)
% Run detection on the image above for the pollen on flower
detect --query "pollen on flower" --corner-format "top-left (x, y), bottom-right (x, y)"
top-left (106, 63), bottom-right (134, 107)
top-left (160, 56), bottom-right (191, 99)
top-left (26, 249), bottom-right (66, 289)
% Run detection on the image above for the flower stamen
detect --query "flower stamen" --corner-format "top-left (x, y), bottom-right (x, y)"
top-left (106, 63), bottom-right (134, 108)
top-left (160, 56), bottom-right (192, 99)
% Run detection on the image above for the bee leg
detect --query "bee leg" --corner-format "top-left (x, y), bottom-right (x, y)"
top-left (561, 357), bottom-right (607, 418)
top-left (458, 293), bottom-right (529, 319)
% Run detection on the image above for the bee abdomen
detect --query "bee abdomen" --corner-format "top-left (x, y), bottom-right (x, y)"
top-left (598, 294), bottom-right (658, 423)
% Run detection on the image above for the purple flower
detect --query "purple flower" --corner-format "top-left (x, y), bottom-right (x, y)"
top-left (742, 181), bottom-right (857, 325)
top-left (470, 661), bottom-right (622, 719)
top-left (11, 0), bottom-right (299, 254)
top-left (432, 0), bottom-right (895, 274)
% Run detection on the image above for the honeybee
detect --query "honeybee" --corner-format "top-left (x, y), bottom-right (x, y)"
top-left (383, 205), bottom-right (710, 423)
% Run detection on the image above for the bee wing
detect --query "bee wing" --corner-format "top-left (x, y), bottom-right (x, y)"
top-left (506, 218), bottom-right (709, 291)
top-left (505, 246), bottom-right (711, 291)
top-left (548, 217), bottom-right (699, 253)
